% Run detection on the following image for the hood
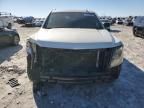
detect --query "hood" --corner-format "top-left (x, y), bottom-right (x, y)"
top-left (30, 28), bottom-right (122, 49)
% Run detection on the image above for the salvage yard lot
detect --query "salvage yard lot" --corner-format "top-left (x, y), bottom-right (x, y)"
top-left (0, 24), bottom-right (144, 108)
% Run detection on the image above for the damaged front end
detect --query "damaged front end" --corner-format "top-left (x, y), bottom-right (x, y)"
top-left (26, 41), bottom-right (123, 83)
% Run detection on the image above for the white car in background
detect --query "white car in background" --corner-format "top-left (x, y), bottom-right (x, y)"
top-left (116, 19), bottom-right (123, 24)
top-left (33, 20), bottom-right (44, 27)
top-left (0, 12), bottom-right (14, 29)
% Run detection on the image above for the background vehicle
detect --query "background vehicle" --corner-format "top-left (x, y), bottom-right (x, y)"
top-left (133, 16), bottom-right (144, 38)
top-left (23, 16), bottom-right (34, 27)
top-left (111, 18), bottom-right (116, 25)
top-left (124, 16), bottom-right (133, 26)
top-left (100, 19), bottom-right (111, 31)
top-left (33, 20), bottom-right (44, 27)
top-left (116, 19), bottom-right (123, 24)
top-left (26, 10), bottom-right (123, 84)
top-left (17, 17), bottom-right (25, 24)
top-left (0, 20), bottom-right (20, 47)
top-left (0, 12), bottom-right (14, 29)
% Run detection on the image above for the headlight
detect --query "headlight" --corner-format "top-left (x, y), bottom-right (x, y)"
top-left (26, 41), bottom-right (36, 54)
top-left (26, 41), bottom-right (37, 63)
top-left (110, 46), bottom-right (123, 67)
top-left (26, 41), bottom-right (32, 54)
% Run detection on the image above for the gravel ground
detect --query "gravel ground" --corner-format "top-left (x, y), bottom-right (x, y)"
top-left (0, 24), bottom-right (144, 108)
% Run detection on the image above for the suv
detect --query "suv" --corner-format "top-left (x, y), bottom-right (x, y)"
top-left (133, 16), bottom-right (144, 38)
top-left (124, 17), bottom-right (133, 26)
top-left (100, 19), bottom-right (111, 31)
top-left (26, 10), bottom-right (123, 84)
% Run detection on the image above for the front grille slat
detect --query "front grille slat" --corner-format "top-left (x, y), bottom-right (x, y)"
top-left (36, 46), bottom-right (113, 77)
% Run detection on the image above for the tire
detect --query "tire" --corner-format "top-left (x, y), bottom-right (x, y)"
top-left (133, 29), bottom-right (136, 36)
top-left (133, 27), bottom-right (139, 37)
top-left (33, 81), bottom-right (43, 93)
top-left (7, 23), bottom-right (12, 29)
top-left (27, 55), bottom-right (32, 80)
top-left (110, 65), bottom-right (121, 81)
top-left (13, 35), bottom-right (20, 46)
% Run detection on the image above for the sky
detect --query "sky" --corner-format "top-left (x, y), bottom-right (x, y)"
top-left (0, 0), bottom-right (144, 18)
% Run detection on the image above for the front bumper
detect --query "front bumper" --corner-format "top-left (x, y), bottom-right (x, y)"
top-left (39, 65), bottom-right (121, 83)
top-left (27, 45), bottom-right (122, 82)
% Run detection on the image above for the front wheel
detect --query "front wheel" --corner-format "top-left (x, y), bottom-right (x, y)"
top-left (13, 35), bottom-right (20, 45)
top-left (133, 27), bottom-right (138, 37)
top-left (33, 81), bottom-right (42, 93)
top-left (109, 65), bottom-right (121, 81)
top-left (7, 23), bottom-right (12, 29)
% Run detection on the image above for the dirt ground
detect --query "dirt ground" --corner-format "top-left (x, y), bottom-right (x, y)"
top-left (0, 24), bottom-right (144, 108)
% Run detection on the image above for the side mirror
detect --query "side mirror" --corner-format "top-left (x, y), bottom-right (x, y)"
top-left (103, 23), bottom-right (110, 28)
top-left (103, 23), bottom-right (110, 31)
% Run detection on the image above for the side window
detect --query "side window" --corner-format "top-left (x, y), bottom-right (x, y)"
top-left (140, 17), bottom-right (144, 23)
top-left (135, 17), bottom-right (144, 25)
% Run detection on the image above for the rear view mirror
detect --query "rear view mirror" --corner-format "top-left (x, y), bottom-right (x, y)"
top-left (103, 23), bottom-right (110, 31)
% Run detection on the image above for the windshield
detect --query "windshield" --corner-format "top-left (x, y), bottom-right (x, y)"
top-left (135, 16), bottom-right (144, 23)
top-left (43, 12), bottom-right (103, 29)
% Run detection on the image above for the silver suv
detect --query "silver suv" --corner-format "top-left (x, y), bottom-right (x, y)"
top-left (26, 10), bottom-right (123, 84)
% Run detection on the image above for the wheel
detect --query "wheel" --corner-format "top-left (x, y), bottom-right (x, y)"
top-left (110, 65), bottom-right (121, 81)
top-left (133, 27), bottom-right (138, 37)
top-left (133, 29), bottom-right (136, 36)
top-left (13, 35), bottom-right (20, 45)
top-left (7, 23), bottom-right (12, 29)
top-left (27, 55), bottom-right (32, 80)
top-left (33, 81), bottom-right (43, 93)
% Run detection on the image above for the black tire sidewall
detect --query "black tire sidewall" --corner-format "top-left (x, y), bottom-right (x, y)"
top-left (7, 23), bottom-right (12, 29)
top-left (13, 35), bottom-right (20, 45)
